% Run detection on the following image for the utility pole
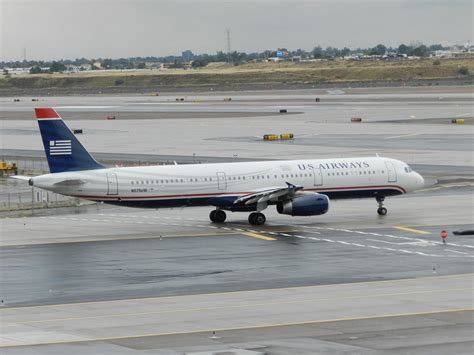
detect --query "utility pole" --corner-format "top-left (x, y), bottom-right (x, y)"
top-left (226, 29), bottom-right (231, 64)
top-left (23, 47), bottom-right (27, 62)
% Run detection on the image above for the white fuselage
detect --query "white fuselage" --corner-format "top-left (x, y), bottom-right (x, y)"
top-left (31, 156), bottom-right (424, 209)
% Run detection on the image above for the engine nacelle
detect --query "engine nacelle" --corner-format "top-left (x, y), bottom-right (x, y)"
top-left (276, 193), bottom-right (329, 216)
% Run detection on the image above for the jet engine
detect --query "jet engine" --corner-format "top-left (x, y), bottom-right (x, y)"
top-left (276, 193), bottom-right (329, 216)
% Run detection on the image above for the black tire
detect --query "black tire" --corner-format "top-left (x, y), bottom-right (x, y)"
top-left (377, 207), bottom-right (387, 216)
top-left (249, 212), bottom-right (266, 226)
top-left (211, 210), bottom-right (226, 223)
top-left (209, 210), bottom-right (217, 222)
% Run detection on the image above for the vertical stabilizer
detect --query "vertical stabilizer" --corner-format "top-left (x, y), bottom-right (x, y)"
top-left (35, 108), bottom-right (104, 173)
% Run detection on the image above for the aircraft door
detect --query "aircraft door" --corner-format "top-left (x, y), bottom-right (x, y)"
top-left (106, 173), bottom-right (118, 195)
top-left (216, 172), bottom-right (227, 190)
top-left (384, 161), bottom-right (397, 182)
top-left (312, 167), bottom-right (323, 186)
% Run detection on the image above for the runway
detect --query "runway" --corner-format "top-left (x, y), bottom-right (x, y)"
top-left (1, 86), bottom-right (473, 353)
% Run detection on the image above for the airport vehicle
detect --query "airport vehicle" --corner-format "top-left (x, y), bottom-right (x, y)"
top-left (13, 108), bottom-right (425, 225)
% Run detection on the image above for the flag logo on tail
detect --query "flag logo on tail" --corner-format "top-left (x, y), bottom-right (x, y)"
top-left (49, 140), bottom-right (72, 155)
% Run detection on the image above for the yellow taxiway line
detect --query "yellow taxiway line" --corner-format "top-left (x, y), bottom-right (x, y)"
top-left (241, 232), bottom-right (276, 241)
top-left (393, 226), bottom-right (431, 235)
top-left (2, 273), bottom-right (470, 311)
top-left (1, 308), bottom-right (472, 348)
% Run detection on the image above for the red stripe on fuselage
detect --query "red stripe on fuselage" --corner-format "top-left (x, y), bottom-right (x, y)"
top-left (72, 185), bottom-right (406, 200)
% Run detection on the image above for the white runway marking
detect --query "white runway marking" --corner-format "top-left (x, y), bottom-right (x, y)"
top-left (385, 133), bottom-right (421, 139)
top-left (55, 106), bottom-right (116, 109)
top-left (446, 249), bottom-right (468, 255)
top-left (366, 238), bottom-right (436, 247)
top-left (297, 225), bottom-right (474, 250)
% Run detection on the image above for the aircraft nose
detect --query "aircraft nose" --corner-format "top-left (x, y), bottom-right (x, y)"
top-left (415, 172), bottom-right (424, 187)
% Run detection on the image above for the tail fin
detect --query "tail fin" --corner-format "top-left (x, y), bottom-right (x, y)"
top-left (35, 108), bottom-right (105, 173)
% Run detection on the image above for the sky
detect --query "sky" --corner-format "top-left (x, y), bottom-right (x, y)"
top-left (1, 0), bottom-right (472, 61)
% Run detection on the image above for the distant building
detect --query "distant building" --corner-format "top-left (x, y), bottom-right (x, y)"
top-left (182, 50), bottom-right (194, 62)
top-left (145, 62), bottom-right (162, 69)
top-left (267, 57), bottom-right (283, 62)
top-left (65, 65), bottom-right (80, 72)
top-left (79, 63), bottom-right (92, 71)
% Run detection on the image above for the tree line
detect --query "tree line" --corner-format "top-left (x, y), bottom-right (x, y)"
top-left (0, 43), bottom-right (454, 71)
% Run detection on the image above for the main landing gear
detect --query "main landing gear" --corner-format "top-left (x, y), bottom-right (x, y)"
top-left (209, 209), bottom-right (226, 223)
top-left (248, 212), bottom-right (266, 226)
top-left (376, 196), bottom-right (387, 216)
top-left (209, 210), bottom-right (267, 226)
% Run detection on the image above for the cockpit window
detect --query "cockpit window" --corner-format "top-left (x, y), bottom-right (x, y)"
top-left (404, 166), bottom-right (413, 173)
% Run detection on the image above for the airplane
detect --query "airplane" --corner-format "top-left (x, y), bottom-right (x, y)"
top-left (12, 108), bottom-right (425, 226)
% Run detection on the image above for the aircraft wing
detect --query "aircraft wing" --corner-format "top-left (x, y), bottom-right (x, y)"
top-left (233, 182), bottom-right (304, 211)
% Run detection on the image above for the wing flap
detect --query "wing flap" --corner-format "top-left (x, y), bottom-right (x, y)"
top-left (235, 182), bottom-right (304, 206)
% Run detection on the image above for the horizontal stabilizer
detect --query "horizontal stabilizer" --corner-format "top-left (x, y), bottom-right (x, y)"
top-left (10, 175), bottom-right (32, 181)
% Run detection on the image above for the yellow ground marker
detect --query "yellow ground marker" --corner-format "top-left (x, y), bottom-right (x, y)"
top-left (393, 226), bottom-right (431, 235)
top-left (241, 232), bottom-right (276, 241)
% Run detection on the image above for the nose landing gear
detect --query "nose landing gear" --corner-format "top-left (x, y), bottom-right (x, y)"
top-left (376, 196), bottom-right (387, 216)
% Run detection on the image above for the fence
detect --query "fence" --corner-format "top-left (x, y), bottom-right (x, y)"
top-left (0, 187), bottom-right (83, 212)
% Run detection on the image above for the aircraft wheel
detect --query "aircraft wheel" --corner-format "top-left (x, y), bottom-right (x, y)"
top-left (249, 212), bottom-right (266, 226)
top-left (377, 207), bottom-right (387, 216)
top-left (210, 209), bottom-right (226, 223)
